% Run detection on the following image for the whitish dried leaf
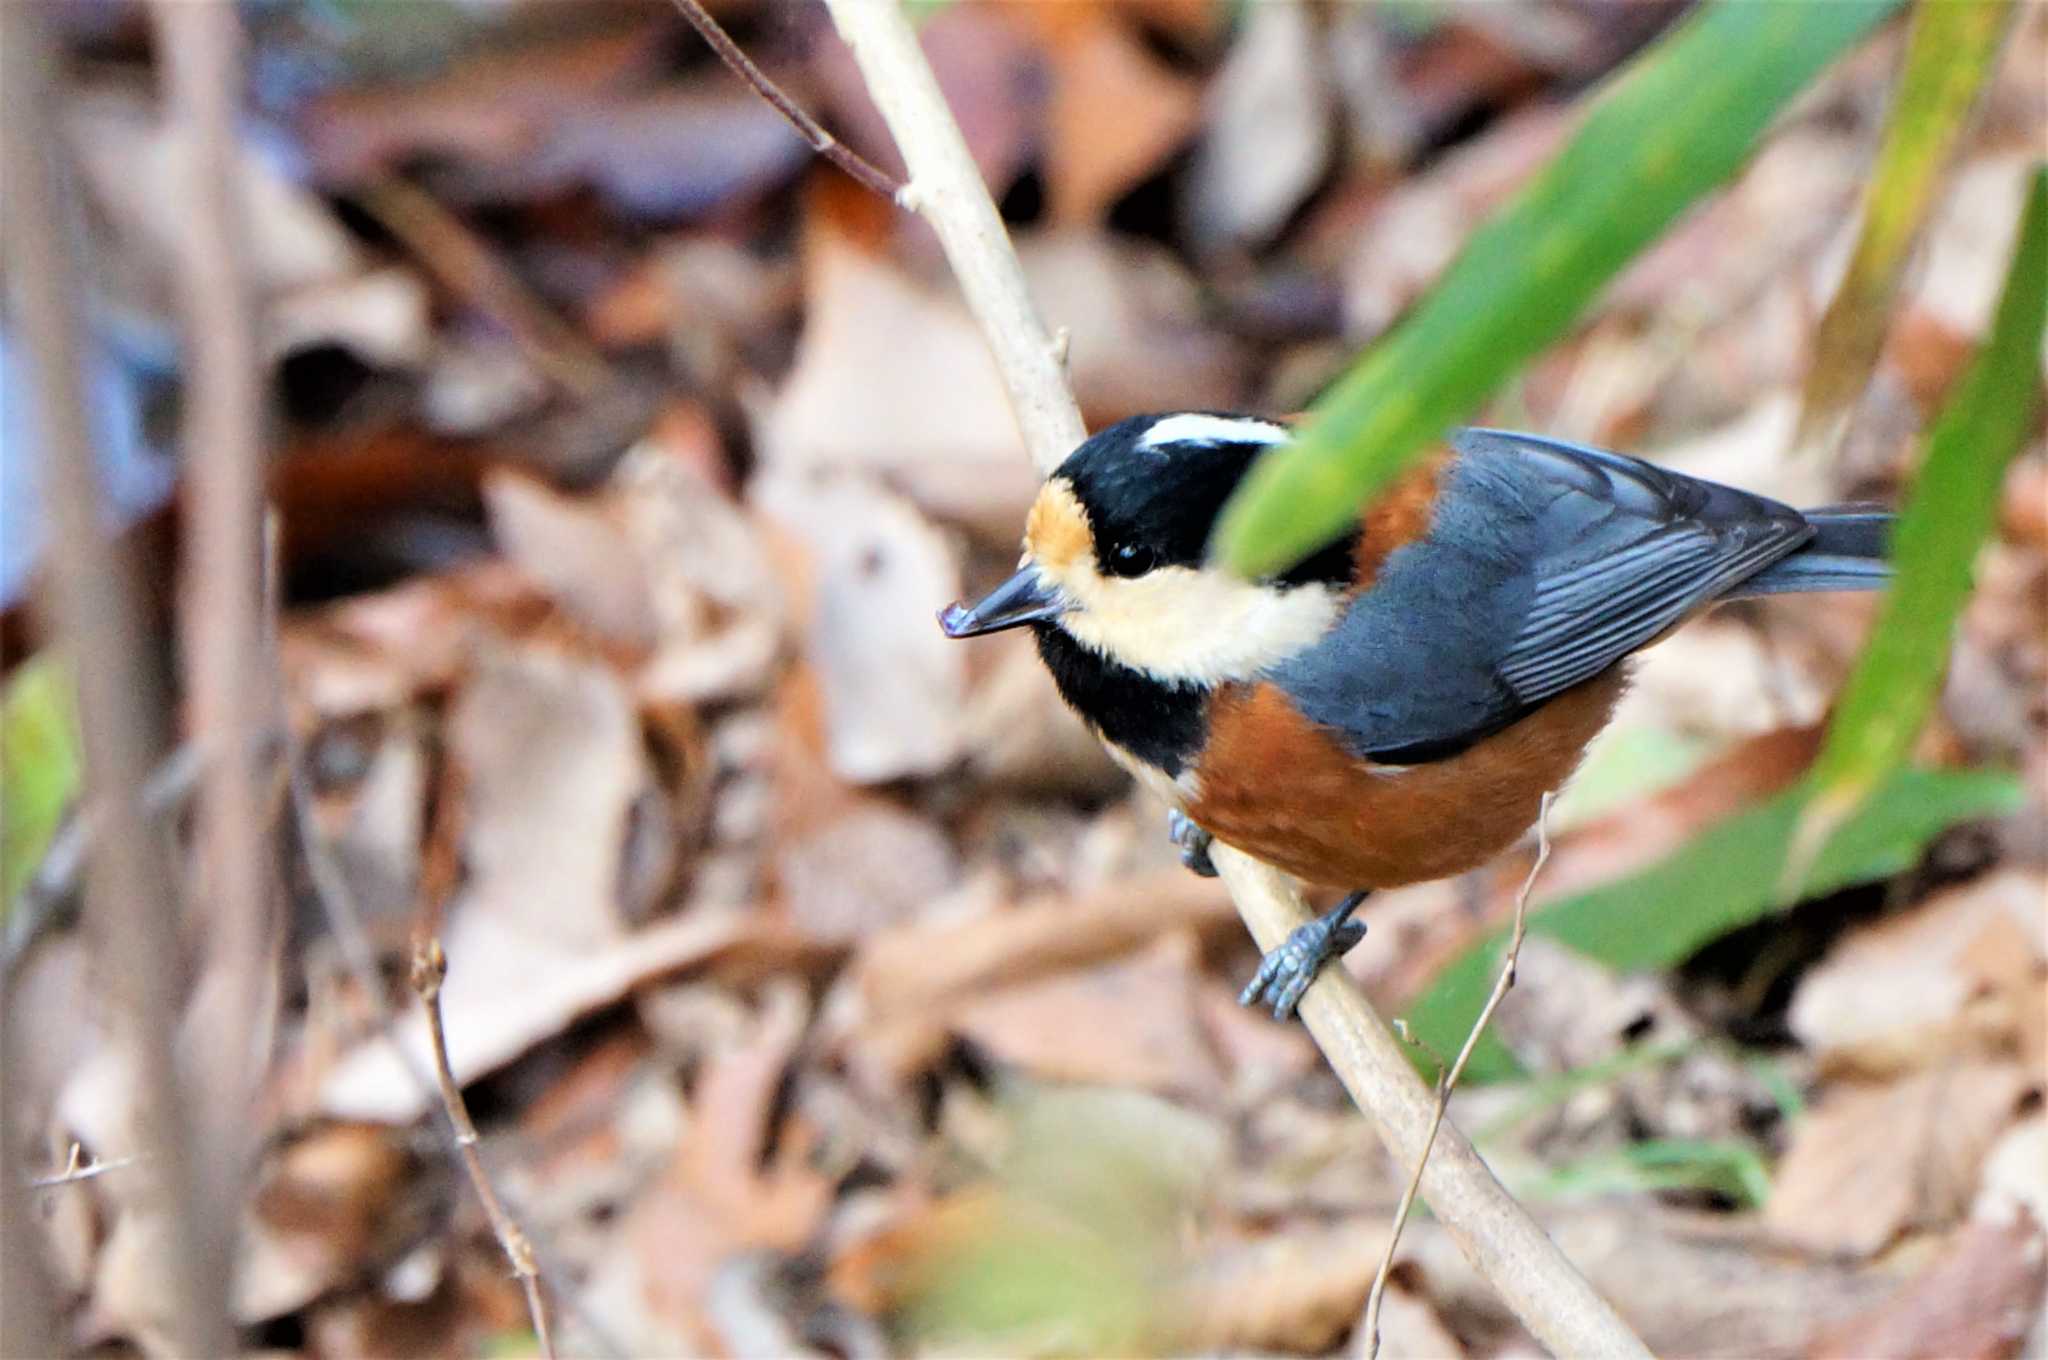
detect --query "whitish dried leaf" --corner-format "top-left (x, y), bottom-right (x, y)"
top-left (1789, 869), bottom-right (2047, 1072)
top-left (753, 474), bottom-right (966, 783)
top-left (319, 910), bottom-right (821, 1122)
top-left (1766, 1063), bottom-right (2038, 1257)
top-left (483, 469), bottom-right (656, 648)
top-left (854, 869), bottom-right (1233, 1023)
top-left (756, 232), bottom-right (1039, 533)
top-left (1912, 153), bottom-right (2040, 340)
top-left (70, 88), bottom-right (361, 298)
top-left (1019, 233), bottom-right (1249, 419)
top-left (1808, 1216), bottom-right (2047, 1360)
top-left (1350, 1281), bottom-right (1467, 1360)
top-left (1185, 0), bottom-right (1333, 249)
top-left (953, 933), bottom-right (1224, 1098)
top-left (449, 644), bottom-right (644, 945)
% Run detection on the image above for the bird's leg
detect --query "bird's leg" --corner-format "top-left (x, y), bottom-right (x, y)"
top-left (1238, 891), bottom-right (1369, 1021)
top-left (1166, 809), bottom-right (1218, 878)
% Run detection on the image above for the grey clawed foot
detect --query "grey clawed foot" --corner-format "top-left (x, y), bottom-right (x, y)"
top-left (1167, 810), bottom-right (1218, 878)
top-left (1238, 891), bottom-right (1370, 1021)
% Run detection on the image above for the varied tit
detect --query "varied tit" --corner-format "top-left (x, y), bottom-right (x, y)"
top-left (939, 413), bottom-right (1894, 1020)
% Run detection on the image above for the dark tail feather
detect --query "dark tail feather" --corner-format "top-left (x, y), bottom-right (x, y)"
top-left (1731, 506), bottom-right (1894, 597)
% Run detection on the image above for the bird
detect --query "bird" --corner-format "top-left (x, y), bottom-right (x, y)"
top-left (938, 413), bottom-right (1893, 1020)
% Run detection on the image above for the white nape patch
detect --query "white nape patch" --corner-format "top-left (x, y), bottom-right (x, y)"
top-left (1136, 413), bottom-right (1289, 453)
top-left (1050, 561), bottom-right (1341, 687)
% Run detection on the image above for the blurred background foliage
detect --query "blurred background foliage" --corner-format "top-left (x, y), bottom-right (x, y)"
top-left (2, 0), bottom-right (2043, 1355)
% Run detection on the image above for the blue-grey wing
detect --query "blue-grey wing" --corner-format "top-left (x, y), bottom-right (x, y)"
top-left (1268, 429), bottom-right (1814, 762)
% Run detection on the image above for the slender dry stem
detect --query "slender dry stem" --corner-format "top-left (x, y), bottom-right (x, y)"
top-left (357, 175), bottom-right (612, 401)
top-left (1363, 792), bottom-right (1557, 1358)
top-left (0, 6), bottom-right (233, 1351)
top-left (665, 0), bottom-right (905, 202)
top-left (820, 0), bottom-right (1088, 474)
top-left (150, 0), bottom-right (284, 1302)
top-left (729, 2), bottom-right (1647, 1353)
top-left (410, 938), bottom-right (557, 1358)
top-left (28, 1145), bottom-right (143, 1190)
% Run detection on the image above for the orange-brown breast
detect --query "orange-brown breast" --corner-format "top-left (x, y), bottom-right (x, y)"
top-left (1186, 670), bottom-right (1625, 889)
top-left (1352, 451), bottom-right (1451, 590)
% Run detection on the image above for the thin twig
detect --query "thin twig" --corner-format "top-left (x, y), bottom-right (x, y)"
top-left (356, 175), bottom-right (613, 401)
top-left (664, 0), bottom-right (905, 202)
top-left (819, 0), bottom-right (1088, 475)
top-left (410, 937), bottom-right (557, 1359)
top-left (0, 6), bottom-right (232, 1352)
top-left (289, 761), bottom-right (624, 1359)
top-left (28, 1145), bottom-right (143, 1190)
top-left (1363, 792), bottom-right (1557, 1359)
top-left (151, 0), bottom-right (283, 1306)
top-left (746, 2), bottom-right (1647, 1353)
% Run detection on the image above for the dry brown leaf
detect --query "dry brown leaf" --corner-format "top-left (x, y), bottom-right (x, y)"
top-left (952, 932), bottom-right (1225, 1098)
top-left (448, 642), bottom-right (644, 946)
top-left (1026, 7), bottom-right (1201, 226)
top-left (236, 1122), bottom-right (440, 1322)
top-left (1020, 232), bottom-right (1250, 420)
top-left (776, 802), bottom-right (960, 944)
top-left (1806, 1216), bottom-right (2047, 1360)
top-left (620, 983), bottom-right (834, 1350)
top-left (756, 228), bottom-right (1039, 534)
top-left (1167, 1216), bottom-right (1392, 1354)
top-left (319, 909), bottom-right (825, 1122)
top-left (1789, 869), bottom-right (2048, 1073)
top-left (1766, 1063), bottom-right (2039, 1258)
top-left (482, 468), bottom-right (656, 649)
top-left (1185, 0), bottom-right (1333, 249)
top-left (296, 22), bottom-right (670, 187)
top-left (753, 473), bottom-right (967, 783)
top-left (1350, 1280), bottom-right (1469, 1360)
top-left (854, 869), bottom-right (1233, 1023)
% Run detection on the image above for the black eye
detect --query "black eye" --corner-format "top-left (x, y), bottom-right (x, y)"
top-left (1107, 541), bottom-right (1158, 577)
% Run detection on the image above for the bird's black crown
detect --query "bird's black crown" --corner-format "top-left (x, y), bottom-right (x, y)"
top-left (1056, 413), bottom-right (1356, 588)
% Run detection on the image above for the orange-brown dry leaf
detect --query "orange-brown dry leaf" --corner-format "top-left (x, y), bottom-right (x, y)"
top-left (1789, 869), bottom-right (2048, 1075)
top-left (1807, 1216), bottom-right (2048, 1360)
top-left (853, 869), bottom-right (1233, 1023)
top-left (1766, 1063), bottom-right (2039, 1258)
top-left (623, 984), bottom-right (834, 1349)
top-left (952, 932), bottom-right (1225, 1099)
top-left (1024, 6), bottom-right (1200, 226)
top-left (237, 1122), bottom-right (436, 1322)
top-left (1165, 1216), bottom-right (1393, 1354)
top-left (304, 1248), bottom-right (530, 1360)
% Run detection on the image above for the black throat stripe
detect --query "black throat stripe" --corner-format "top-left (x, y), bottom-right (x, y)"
top-left (1031, 623), bottom-right (1208, 776)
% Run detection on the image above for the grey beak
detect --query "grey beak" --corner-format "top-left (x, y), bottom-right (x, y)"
top-left (938, 566), bottom-right (1064, 637)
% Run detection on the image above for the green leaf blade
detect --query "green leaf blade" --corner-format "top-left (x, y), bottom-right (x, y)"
top-left (1794, 0), bottom-right (2018, 456)
top-left (1402, 767), bottom-right (2023, 1084)
top-left (1807, 165), bottom-right (2048, 805)
top-left (1214, 0), bottom-right (1901, 579)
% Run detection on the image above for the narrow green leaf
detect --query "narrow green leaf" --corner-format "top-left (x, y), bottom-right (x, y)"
top-left (1803, 166), bottom-right (2048, 812)
top-left (2, 654), bottom-right (82, 913)
top-left (1213, 0), bottom-right (1900, 578)
top-left (1403, 767), bottom-right (2023, 1083)
top-left (1793, 0), bottom-right (2017, 456)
